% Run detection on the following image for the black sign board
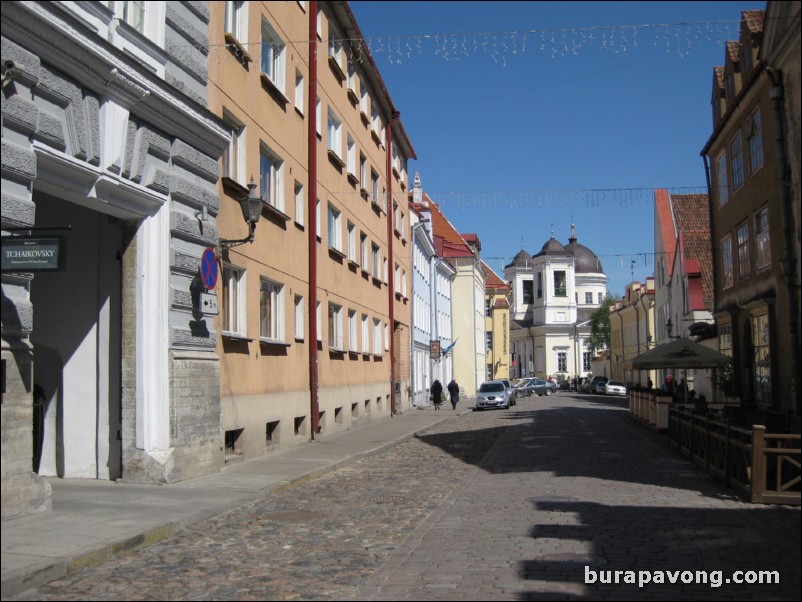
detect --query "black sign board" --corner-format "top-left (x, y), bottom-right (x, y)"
top-left (1, 236), bottom-right (66, 272)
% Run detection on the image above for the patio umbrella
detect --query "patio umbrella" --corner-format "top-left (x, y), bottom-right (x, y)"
top-left (629, 337), bottom-right (731, 370)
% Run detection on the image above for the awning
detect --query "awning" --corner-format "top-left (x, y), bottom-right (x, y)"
top-left (628, 337), bottom-right (731, 370)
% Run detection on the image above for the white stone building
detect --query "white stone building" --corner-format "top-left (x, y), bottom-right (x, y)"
top-left (506, 226), bottom-right (607, 383)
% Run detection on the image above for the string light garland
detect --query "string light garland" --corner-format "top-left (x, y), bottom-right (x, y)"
top-left (198, 18), bottom-right (753, 69)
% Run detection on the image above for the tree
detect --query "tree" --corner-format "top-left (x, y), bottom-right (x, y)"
top-left (587, 294), bottom-right (616, 356)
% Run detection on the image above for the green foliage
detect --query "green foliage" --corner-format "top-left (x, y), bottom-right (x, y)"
top-left (587, 294), bottom-right (616, 356)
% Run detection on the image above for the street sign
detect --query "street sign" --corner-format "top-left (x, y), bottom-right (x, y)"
top-left (200, 292), bottom-right (219, 315)
top-left (200, 247), bottom-right (218, 290)
top-left (1, 236), bottom-right (66, 272)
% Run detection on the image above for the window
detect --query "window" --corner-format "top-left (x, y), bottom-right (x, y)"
top-left (583, 352), bottom-right (592, 372)
top-left (123, 1), bottom-right (146, 33)
top-left (315, 97), bottom-right (321, 137)
top-left (348, 310), bottom-right (358, 352)
top-left (742, 43), bottom-right (753, 75)
top-left (585, 292), bottom-right (593, 304)
top-left (328, 23), bottom-right (345, 76)
top-left (260, 145), bottom-right (284, 211)
top-left (721, 235), bottom-right (733, 289)
top-left (716, 152), bottom-right (729, 206)
top-left (360, 232), bottom-right (369, 270)
top-left (371, 105), bottom-right (380, 136)
top-left (536, 272), bottom-right (542, 298)
top-left (371, 170), bottom-right (380, 205)
top-left (371, 243), bottom-right (381, 280)
top-left (359, 155), bottom-right (368, 191)
top-left (294, 295), bottom-right (304, 340)
top-left (554, 271), bottom-right (567, 297)
top-left (401, 269), bottom-right (407, 297)
top-left (294, 181), bottom-right (304, 226)
top-left (294, 70), bottom-right (304, 114)
top-left (260, 279), bottom-right (284, 341)
top-left (557, 351), bottom-right (567, 372)
top-left (346, 57), bottom-right (357, 93)
top-left (346, 135), bottom-right (356, 178)
top-left (747, 109), bottom-right (763, 174)
top-left (730, 133), bottom-right (744, 191)
top-left (261, 20), bottom-right (285, 91)
top-left (328, 303), bottom-right (343, 350)
top-left (221, 264), bottom-right (246, 336)
top-left (373, 318), bottom-right (382, 355)
top-left (327, 109), bottom-right (342, 159)
top-left (598, 292), bottom-right (603, 304)
top-left (224, 1), bottom-right (245, 41)
top-left (736, 222), bottom-right (750, 279)
top-left (316, 302), bottom-right (322, 342)
top-left (361, 314), bottom-right (370, 353)
top-left (755, 208), bottom-right (770, 270)
top-left (315, 199), bottom-right (321, 239)
top-left (752, 313), bottom-right (771, 405)
top-left (221, 110), bottom-right (245, 184)
top-left (359, 78), bottom-right (369, 115)
top-left (347, 221), bottom-right (357, 263)
top-left (327, 203), bottom-right (342, 252)
top-left (486, 332), bottom-right (493, 351)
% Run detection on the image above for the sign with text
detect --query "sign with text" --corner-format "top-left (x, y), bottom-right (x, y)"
top-left (1, 236), bottom-right (66, 272)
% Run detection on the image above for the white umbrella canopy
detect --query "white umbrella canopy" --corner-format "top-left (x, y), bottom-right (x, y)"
top-left (630, 338), bottom-right (731, 370)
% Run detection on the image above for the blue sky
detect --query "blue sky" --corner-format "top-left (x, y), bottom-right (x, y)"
top-left (348, 1), bottom-right (761, 295)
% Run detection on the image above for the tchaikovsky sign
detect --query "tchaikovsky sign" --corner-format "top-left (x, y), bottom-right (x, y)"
top-left (1, 236), bottom-right (65, 272)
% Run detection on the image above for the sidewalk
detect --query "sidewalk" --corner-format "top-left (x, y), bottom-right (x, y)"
top-left (1, 403), bottom-right (471, 599)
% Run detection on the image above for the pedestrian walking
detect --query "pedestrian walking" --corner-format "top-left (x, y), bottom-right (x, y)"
top-left (430, 379), bottom-right (443, 410)
top-left (447, 378), bottom-right (460, 410)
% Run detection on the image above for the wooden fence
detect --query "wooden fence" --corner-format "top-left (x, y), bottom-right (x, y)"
top-left (667, 406), bottom-right (800, 505)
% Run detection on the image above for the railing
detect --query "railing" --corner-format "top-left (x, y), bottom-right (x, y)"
top-left (667, 406), bottom-right (800, 505)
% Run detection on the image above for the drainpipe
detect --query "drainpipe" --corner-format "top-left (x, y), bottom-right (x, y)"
top-left (308, 1), bottom-right (319, 436)
top-left (386, 110), bottom-right (400, 415)
top-left (767, 70), bottom-right (800, 416)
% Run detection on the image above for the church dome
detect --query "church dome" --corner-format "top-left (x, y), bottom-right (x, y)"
top-left (565, 225), bottom-right (603, 273)
top-left (505, 249), bottom-right (533, 269)
top-left (535, 237), bottom-right (569, 257)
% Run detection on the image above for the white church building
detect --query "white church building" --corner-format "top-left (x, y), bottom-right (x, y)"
top-left (505, 225), bottom-right (608, 383)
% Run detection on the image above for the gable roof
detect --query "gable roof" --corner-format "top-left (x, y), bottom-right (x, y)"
top-left (425, 194), bottom-right (476, 259)
top-left (482, 261), bottom-right (510, 292)
top-left (671, 194), bottom-right (714, 307)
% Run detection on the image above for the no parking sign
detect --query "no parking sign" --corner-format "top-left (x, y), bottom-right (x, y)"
top-left (200, 247), bottom-right (218, 291)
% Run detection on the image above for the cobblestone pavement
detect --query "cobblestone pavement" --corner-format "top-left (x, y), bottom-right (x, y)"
top-left (10, 394), bottom-right (800, 601)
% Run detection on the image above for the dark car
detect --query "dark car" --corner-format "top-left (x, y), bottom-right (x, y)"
top-left (529, 378), bottom-right (558, 397)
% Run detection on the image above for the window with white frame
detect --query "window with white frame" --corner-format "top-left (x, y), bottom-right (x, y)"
top-left (401, 269), bottom-right (407, 297)
top-left (373, 318), bottom-right (382, 355)
top-left (347, 221), bottom-right (357, 262)
top-left (316, 301), bottom-right (322, 342)
top-left (327, 109), bottom-right (342, 159)
top-left (327, 203), bottom-right (342, 252)
top-left (348, 309), bottom-right (358, 352)
top-left (583, 352), bottom-right (592, 372)
top-left (598, 292), bottom-right (603, 304)
top-left (557, 351), bottom-right (567, 372)
top-left (294, 181), bottom-right (304, 227)
top-left (123, 1), bottom-right (146, 33)
top-left (224, 1), bottom-right (246, 41)
top-left (346, 135), bottom-right (356, 177)
top-left (359, 77), bottom-right (369, 115)
top-left (585, 292), bottom-right (593, 304)
top-left (294, 295), bottom-right (304, 340)
top-left (221, 264), bottom-right (246, 336)
top-left (221, 109), bottom-right (245, 184)
top-left (360, 232), bottom-right (368, 269)
top-left (371, 243), bottom-right (381, 279)
top-left (716, 151), bottom-right (729, 206)
top-left (328, 23), bottom-right (345, 75)
top-left (294, 69), bottom-right (304, 114)
top-left (371, 170), bottom-right (379, 205)
top-left (359, 154), bottom-right (368, 191)
top-left (730, 133), bottom-right (744, 192)
top-left (747, 109), bottom-right (763, 174)
top-left (736, 222), bottom-right (750, 279)
top-left (260, 144), bottom-right (284, 210)
top-left (260, 278), bottom-right (284, 341)
top-left (384, 323), bottom-right (390, 351)
top-left (755, 208), bottom-right (770, 270)
top-left (361, 313), bottom-right (369, 353)
top-left (315, 97), bottom-right (322, 136)
top-left (328, 302), bottom-right (343, 350)
top-left (371, 105), bottom-right (380, 136)
top-left (394, 263), bottom-right (400, 290)
top-left (347, 57), bottom-right (357, 92)
top-left (316, 199), bottom-right (321, 238)
top-left (721, 235), bottom-right (734, 289)
top-left (261, 19), bottom-right (286, 91)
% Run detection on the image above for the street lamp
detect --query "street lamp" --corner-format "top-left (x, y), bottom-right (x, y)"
top-left (219, 177), bottom-right (262, 250)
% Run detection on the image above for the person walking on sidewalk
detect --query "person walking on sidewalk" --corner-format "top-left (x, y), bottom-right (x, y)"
top-left (447, 378), bottom-right (460, 410)
top-left (430, 379), bottom-right (443, 410)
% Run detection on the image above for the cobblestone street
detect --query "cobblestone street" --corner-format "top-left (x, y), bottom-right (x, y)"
top-left (10, 394), bottom-right (800, 601)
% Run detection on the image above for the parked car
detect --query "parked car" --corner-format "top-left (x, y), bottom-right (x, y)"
top-left (475, 380), bottom-right (514, 410)
top-left (604, 380), bottom-right (627, 396)
top-left (513, 379), bottom-right (535, 398)
top-left (587, 375), bottom-right (608, 394)
top-left (500, 379), bottom-right (517, 406)
top-left (529, 378), bottom-right (559, 397)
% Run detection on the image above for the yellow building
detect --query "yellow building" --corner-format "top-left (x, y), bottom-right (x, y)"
top-left (208, 1), bottom-right (415, 460)
top-left (483, 262), bottom-right (512, 381)
top-left (609, 279), bottom-right (656, 388)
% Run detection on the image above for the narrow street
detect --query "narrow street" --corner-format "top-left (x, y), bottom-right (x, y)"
top-left (11, 394), bottom-right (800, 601)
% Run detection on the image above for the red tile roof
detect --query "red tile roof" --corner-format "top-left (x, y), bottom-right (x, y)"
top-left (671, 194), bottom-right (714, 307)
top-left (425, 194), bottom-right (475, 258)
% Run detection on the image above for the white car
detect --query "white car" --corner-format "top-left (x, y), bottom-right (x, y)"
top-left (604, 380), bottom-right (627, 396)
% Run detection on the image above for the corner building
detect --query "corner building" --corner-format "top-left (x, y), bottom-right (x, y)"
top-left (209, 1), bottom-right (415, 461)
top-left (2, 1), bottom-right (227, 518)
